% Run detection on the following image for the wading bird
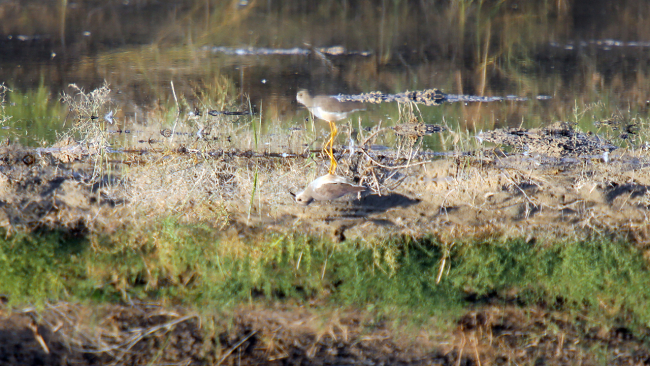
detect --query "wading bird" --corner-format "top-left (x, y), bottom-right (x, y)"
top-left (296, 90), bottom-right (365, 174)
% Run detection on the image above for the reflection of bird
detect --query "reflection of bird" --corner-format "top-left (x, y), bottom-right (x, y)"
top-left (296, 90), bottom-right (365, 174)
top-left (294, 174), bottom-right (366, 205)
top-left (392, 123), bottom-right (445, 138)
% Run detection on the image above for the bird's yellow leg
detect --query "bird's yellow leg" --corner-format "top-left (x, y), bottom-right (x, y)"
top-left (321, 123), bottom-right (335, 173)
top-left (328, 121), bottom-right (338, 174)
top-left (329, 122), bottom-right (338, 175)
top-left (322, 129), bottom-right (334, 160)
top-left (322, 128), bottom-right (332, 150)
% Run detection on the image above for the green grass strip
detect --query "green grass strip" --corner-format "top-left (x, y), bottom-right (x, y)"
top-left (2, 223), bottom-right (650, 334)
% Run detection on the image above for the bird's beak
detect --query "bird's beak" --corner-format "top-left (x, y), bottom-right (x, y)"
top-left (288, 191), bottom-right (296, 198)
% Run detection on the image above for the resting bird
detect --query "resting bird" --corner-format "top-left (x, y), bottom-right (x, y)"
top-left (294, 173), bottom-right (366, 205)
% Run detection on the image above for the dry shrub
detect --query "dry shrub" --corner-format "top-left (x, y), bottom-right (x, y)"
top-left (60, 82), bottom-right (115, 150)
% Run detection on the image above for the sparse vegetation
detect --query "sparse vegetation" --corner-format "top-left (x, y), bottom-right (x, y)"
top-left (0, 83), bottom-right (65, 145)
top-left (60, 82), bottom-right (114, 149)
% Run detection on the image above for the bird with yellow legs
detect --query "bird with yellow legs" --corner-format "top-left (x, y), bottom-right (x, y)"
top-left (296, 89), bottom-right (365, 174)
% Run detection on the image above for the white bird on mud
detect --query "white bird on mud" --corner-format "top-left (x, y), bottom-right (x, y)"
top-left (294, 173), bottom-right (366, 205)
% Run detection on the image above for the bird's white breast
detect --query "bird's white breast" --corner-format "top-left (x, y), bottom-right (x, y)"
top-left (310, 107), bottom-right (351, 122)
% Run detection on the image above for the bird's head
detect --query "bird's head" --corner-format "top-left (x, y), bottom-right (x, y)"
top-left (296, 89), bottom-right (312, 106)
top-left (292, 189), bottom-right (314, 206)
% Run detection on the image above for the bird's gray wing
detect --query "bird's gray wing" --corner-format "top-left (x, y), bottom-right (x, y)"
top-left (312, 183), bottom-right (365, 201)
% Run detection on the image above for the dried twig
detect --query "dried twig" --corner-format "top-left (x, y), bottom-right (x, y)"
top-left (216, 330), bottom-right (258, 366)
top-left (78, 314), bottom-right (198, 364)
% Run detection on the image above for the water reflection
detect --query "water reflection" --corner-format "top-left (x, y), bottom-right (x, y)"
top-left (1, 0), bottom-right (650, 147)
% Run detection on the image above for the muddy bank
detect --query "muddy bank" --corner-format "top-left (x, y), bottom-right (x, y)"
top-left (3, 134), bottom-right (650, 243)
top-left (1, 303), bottom-right (649, 366)
top-left (477, 122), bottom-right (618, 157)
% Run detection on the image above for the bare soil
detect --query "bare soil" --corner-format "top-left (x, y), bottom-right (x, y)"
top-left (3, 139), bottom-right (650, 245)
top-left (1, 302), bottom-right (650, 366)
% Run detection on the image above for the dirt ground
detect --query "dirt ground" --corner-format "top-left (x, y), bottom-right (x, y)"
top-left (3, 133), bottom-right (650, 245)
top-left (1, 302), bottom-right (650, 366)
top-left (3, 122), bottom-right (650, 364)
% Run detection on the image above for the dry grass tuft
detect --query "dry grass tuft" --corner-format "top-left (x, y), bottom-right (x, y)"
top-left (60, 82), bottom-right (115, 150)
top-left (0, 83), bottom-right (11, 125)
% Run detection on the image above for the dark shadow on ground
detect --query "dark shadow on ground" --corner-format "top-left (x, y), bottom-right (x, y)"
top-left (605, 183), bottom-right (649, 203)
top-left (355, 193), bottom-right (420, 213)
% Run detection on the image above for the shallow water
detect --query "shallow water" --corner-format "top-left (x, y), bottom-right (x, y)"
top-left (1, 0), bottom-right (649, 149)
